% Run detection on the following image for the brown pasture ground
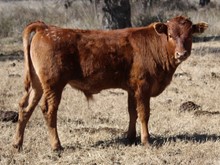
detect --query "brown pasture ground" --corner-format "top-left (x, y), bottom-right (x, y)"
top-left (0, 40), bottom-right (219, 164)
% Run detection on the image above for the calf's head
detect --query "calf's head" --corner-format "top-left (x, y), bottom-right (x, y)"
top-left (154, 16), bottom-right (208, 65)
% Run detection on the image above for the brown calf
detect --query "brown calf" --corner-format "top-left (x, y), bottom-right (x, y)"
top-left (13, 16), bottom-right (208, 151)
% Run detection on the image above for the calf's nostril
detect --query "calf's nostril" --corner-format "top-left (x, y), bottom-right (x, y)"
top-left (176, 51), bottom-right (187, 58)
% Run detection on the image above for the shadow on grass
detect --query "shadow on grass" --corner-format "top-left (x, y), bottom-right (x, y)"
top-left (0, 51), bottom-right (23, 61)
top-left (91, 136), bottom-right (129, 148)
top-left (150, 133), bottom-right (220, 147)
top-left (91, 133), bottom-right (220, 149)
top-left (192, 46), bottom-right (220, 56)
top-left (193, 35), bottom-right (220, 42)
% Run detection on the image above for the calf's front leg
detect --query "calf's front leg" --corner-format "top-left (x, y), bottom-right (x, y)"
top-left (135, 87), bottom-right (151, 145)
top-left (137, 98), bottom-right (150, 145)
top-left (127, 93), bottom-right (137, 144)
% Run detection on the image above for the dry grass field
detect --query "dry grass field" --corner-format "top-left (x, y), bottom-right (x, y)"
top-left (0, 0), bottom-right (220, 164)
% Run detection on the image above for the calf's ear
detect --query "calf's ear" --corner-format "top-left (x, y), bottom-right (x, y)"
top-left (192, 22), bottom-right (208, 34)
top-left (154, 23), bottom-right (167, 35)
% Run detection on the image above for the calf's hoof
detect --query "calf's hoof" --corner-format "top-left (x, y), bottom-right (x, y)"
top-left (12, 143), bottom-right (23, 152)
top-left (127, 132), bottom-right (137, 145)
top-left (141, 141), bottom-right (151, 148)
top-left (52, 145), bottom-right (64, 152)
top-left (52, 145), bottom-right (64, 157)
top-left (141, 135), bottom-right (150, 146)
top-left (127, 136), bottom-right (137, 145)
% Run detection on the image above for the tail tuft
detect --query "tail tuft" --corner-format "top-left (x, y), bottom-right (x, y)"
top-left (84, 92), bottom-right (94, 101)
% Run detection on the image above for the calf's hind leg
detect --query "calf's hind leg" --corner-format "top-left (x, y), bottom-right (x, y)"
top-left (13, 85), bottom-right (42, 151)
top-left (40, 88), bottom-right (63, 151)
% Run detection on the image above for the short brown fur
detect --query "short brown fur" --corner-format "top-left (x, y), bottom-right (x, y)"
top-left (13, 16), bottom-right (208, 151)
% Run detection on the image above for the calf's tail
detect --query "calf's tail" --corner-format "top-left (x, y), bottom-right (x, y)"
top-left (22, 21), bottom-right (47, 92)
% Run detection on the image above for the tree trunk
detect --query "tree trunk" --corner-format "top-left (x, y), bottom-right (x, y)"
top-left (199, 0), bottom-right (210, 7)
top-left (102, 0), bottom-right (132, 29)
